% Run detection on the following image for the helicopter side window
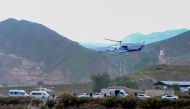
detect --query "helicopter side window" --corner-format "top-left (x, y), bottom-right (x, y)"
top-left (121, 45), bottom-right (128, 49)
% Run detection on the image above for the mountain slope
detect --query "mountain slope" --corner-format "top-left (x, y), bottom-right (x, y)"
top-left (104, 30), bottom-right (190, 76)
top-left (122, 28), bottom-right (188, 44)
top-left (80, 28), bottom-right (188, 51)
top-left (79, 42), bottom-right (111, 51)
top-left (144, 30), bottom-right (190, 63)
top-left (79, 30), bottom-right (190, 81)
top-left (129, 65), bottom-right (190, 81)
top-left (0, 18), bottom-right (117, 85)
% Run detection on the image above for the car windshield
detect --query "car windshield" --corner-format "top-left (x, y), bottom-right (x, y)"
top-left (21, 92), bottom-right (25, 95)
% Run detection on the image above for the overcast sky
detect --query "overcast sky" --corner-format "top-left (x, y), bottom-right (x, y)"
top-left (0, 0), bottom-right (190, 43)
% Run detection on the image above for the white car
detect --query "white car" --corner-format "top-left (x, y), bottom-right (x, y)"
top-left (92, 93), bottom-right (104, 98)
top-left (137, 94), bottom-right (150, 100)
top-left (30, 91), bottom-right (49, 99)
top-left (35, 87), bottom-right (52, 92)
top-left (184, 87), bottom-right (190, 92)
top-left (161, 94), bottom-right (179, 100)
top-left (77, 93), bottom-right (90, 98)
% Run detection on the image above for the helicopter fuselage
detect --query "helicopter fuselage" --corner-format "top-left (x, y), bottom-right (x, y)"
top-left (108, 43), bottom-right (144, 53)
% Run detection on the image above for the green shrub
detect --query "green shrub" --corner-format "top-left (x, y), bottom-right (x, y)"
top-left (160, 99), bottom-right (172, 107)
top-left (76, 98), bottom-right (86, 107)
top-left (18, 97), bottom-right (31, 105)
top-left (182, 99), bottom-right (190, 107)
top-left (91, 73), bottom-right (111, 92)
top-left (0, 97), bottom-right (31, 105)
top-left (171, 99), bottom-right (190, 108)
top-left (57, 93), bottom-right (77, 107)
top-left (40, 105), bottom-right (46, 109)
top-left (103, 96), bottom-right (117, 107)
top-left (174, 100), bottom-right (184, 108)
top-left (121, 97), bottom-right (137, 109)
top-left (8, 97), bottom-right (20, 105)
top-left (0, 97), bottom-right (9, 105)
top-left (112, 76), bottom-right (137, 89)
top-left (94, 98), bottom-right (105, 106)
top-left (55, 103), bottom-right (64, 109)
top-left (161, 99), bottom-right (190, 108)
top-left (139, 97), bottom-right (161, 109)
top-left (46, 99), bottom-right (56, 109)
top-left (31, 98), bottom-right (43, 106)
top-left (0, 97), bottom-right (21, 105)
top-left (15, 104), bottom-right (27, 109)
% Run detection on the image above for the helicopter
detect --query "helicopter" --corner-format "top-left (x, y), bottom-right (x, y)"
top-left (105, 39), bottom-right (145, 53)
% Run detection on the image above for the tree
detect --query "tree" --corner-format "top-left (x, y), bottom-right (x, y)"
top-left (91, 72), bottom-right (111, 92)
top-left (173, 84), bottom-right (180, 91)
top-left (37, 81), bottom-right (45, 86)
top-left (113, 76), bottom-right (136, 89)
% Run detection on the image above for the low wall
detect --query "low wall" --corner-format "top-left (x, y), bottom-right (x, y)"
top-left (145, 89), bottom-right (174, 97)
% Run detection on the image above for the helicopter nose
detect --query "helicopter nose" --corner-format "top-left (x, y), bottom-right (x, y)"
top-left (109, 46), bottom-right (116, 51)
top-left (109, 47), bottom-right (114, 51)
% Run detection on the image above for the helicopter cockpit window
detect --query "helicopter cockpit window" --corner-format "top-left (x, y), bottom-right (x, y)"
top-left (121, 45), bottom-right (128, 49)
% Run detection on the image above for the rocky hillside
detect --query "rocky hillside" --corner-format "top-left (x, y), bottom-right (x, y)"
top-left (129, 65), bottom-right (190, 81)
top-left (143, 30), bottom-right (190, 65)
top-left (0, 18), bottom-right (118, 85)
top-left (1, 18), bottom-right (190, 85)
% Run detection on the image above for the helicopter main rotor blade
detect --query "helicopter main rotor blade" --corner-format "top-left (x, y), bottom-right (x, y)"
top-left (104, 38), bottom-right (122, 43)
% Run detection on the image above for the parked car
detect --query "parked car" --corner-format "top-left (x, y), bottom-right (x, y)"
top-left (161, 94), bottom-right (179, 100)
top-left (35, 87), bottom-right (52, 92)
top-left (137, 94), bottom-right (150, 100)
top-left (9, 89), bottom-right (29, 97)
top-left (30, 91), bottom-right (49, 99)
top-left (184, 87), bottom-right (190, 92)
top-left (92, 93), bottom-right (104, 98)
top-left (77, 93), bottom-right (90, 98)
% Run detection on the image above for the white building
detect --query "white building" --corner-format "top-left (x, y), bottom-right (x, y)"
top-left (154, 81), bottom-right (190, 91)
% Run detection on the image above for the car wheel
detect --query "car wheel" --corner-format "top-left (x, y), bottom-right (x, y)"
top-left (42, 96), bottom-right (45, 99)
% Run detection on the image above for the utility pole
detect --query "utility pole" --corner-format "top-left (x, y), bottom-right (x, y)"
top-left (119, 61), bottom-right (122, 76)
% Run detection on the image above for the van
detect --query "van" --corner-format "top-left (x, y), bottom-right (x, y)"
top-left (30, 91), bottom-right (49, 99)
top-left (107, 89), bottom-right (128, 97)
top-left (9, 89), bottom-right (29, 97)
